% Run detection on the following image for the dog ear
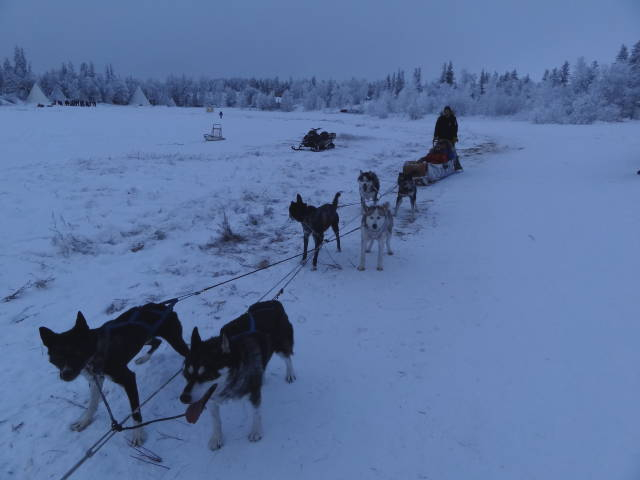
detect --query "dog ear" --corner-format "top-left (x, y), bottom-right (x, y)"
top-left (191, 327), bottom-right (201, 347)
top-left (75, 312), bottom-right (89, 330)
top-left (39, 326), bottom-right (55, 346)
top-left (221, 334), bottom-right (231, 354)
top-left (296, 194), bottom-right (303, 203)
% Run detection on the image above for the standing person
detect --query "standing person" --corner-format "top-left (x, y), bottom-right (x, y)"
top-left (219, 111), bottom-right (223, 119)
top-left (433, 106), bottom-right (462, 171)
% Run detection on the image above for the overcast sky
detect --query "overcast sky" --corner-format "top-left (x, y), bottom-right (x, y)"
top-left (1, 0), bottom-right (639, 81)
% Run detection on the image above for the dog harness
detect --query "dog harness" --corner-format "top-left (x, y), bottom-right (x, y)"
top-left (228, 310), bottom-right (257, 342)
top-left (226, 301), bottom-right (283, 342)
top-left (103, 298), bottom-right (178, 339)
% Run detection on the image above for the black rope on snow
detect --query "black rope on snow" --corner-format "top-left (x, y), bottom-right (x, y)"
top-left (58, 368), bottom-right (184, 480)
top-left (159, 250), bottom-right (310, 305)
top-left (257, 257), bottom-right (309, 303)
top-left (92, 374), bottom-right (119, 431)
top-left (260, 225), bottom-right (363, 302)
top-left (272, 261), bottom-right (308, 300)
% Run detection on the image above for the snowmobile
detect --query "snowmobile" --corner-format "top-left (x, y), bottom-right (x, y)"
top-left (402, 139), bottom-right (462, 185)
top-left (291, 128), bottom-right (336, 151)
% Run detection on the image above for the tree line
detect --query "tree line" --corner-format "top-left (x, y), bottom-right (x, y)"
top-left (1, 42), bottom-right (639, 124)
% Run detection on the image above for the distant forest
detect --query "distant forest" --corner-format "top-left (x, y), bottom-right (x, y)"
top-left (1, 41), bottom-right (639, 124)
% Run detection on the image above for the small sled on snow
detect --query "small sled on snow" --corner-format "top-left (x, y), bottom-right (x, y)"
top-left (204, 123), bottom-right (225, 141)
top-left (291, 128), bottom-right (336, 151)
top-left (403, 139), bottom-right (462, 185)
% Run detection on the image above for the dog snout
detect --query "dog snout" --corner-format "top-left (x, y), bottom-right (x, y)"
top-left (180, 392), bottom-right (192, 404)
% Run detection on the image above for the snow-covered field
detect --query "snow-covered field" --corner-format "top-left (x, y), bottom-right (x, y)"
top-left (1, 105), bottom-right (640, 480)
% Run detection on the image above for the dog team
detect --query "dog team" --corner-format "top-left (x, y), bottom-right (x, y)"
top-left (288, 169), bottom-right (416, 272)
top-left (38, 169), bottom-right (417, 452)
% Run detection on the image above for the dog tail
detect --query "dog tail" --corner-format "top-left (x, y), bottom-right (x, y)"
top-left (332, 192), bottom-right (341, 208)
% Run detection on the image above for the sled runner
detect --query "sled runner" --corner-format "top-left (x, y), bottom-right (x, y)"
top-left (204, 123), bottom-right (225, 141)
top-left (291, 128), bottom-right (336, 151)
top-left (403, 139), bottom-right (461, 185)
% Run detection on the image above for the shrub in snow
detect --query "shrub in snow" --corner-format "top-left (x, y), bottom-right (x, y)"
top-left (50, 215), bottom-right (97, 257)
top-left (215, 210), bottom-right (245, 245)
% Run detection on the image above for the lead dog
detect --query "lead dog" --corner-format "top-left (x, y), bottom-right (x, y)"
top-left (179, 300), bottom-right (295, 450)
top-left (39, 302), bottom-right (190, 445)
top-left (358, 170), bottom-right (380, 208)
top-left (358, 203), bottom-right (394, 271)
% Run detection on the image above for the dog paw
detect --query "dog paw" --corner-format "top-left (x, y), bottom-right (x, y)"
top-left (248, 430), bottom-right (263, 443)
top-left (357, 266), bottom-right (365, 271)
top-left (285, 374), bottom-right (296, 383)
top-left (209, 436), bottom-right (224, 450)
top-left (377, 266), bottom-right (384, 271)
top-left (129, 427), bottom-right (147, 446)
top-left (365, 249), bottom-right (371, 253)
top-left (311, 265), bottom-right (317, 271)
top-left (388, 251), bottom-right (394, 255)
top-left (70, 417), bottom-right (92, 432)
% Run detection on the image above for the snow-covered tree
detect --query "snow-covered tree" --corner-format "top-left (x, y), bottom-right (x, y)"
top-left (616, 44), bottom-right (629, 62)
top-left (413, 67), bottom-right (422, 92)
top-left (445, 62), bottom-right (455, 86)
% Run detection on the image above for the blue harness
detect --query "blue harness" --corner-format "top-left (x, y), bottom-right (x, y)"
top-left (228, 310), bottom-right (257, 342)
top-left (103, 298), bottom-right (178, 339)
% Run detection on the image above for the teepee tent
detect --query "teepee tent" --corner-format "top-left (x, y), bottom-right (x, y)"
top-left (50, 86), bottom-right (67, 103)
top-left (129, 86), bottom-right (150, 106)
top-left (26, 83), bottom-right (51, 104)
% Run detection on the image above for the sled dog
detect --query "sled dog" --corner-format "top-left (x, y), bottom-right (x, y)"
top-left (395, 172), bottom-right (417, 215)
top-left (39, 303), bottom-right (190, 445)
top-left (289, 192), bottom-right (341, 270)
top-left (179, 301), bottom-right (295, 450)
top-left (358, 203), bottom-right (394, 271)
top-left (358, 170), bottom-right (380, 208)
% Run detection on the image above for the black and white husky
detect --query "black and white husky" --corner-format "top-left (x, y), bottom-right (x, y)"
top-left (358, 170), bottom-right (380, 208)
top-left (358, 202), bottom-right (394, 271)
top-left (180, 300), bottom-right (295, 450)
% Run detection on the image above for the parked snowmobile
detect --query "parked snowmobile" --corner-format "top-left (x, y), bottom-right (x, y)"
top-left (291, 128), bottom-right (336, 151)
top-left (402, 139), bottom-right (462, 185)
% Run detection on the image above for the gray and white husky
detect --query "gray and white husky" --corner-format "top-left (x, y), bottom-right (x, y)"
top-left (358, 202), bottom-right (394, 271)
top-left (180, 301), bottom-right (295, 450)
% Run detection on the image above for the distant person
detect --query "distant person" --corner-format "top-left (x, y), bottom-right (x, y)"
top-left (433, 106), bottom-right (462, 171)
top-left (219, 111), bottom-right (223, 119)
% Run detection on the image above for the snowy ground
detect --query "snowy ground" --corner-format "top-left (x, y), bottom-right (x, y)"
top-left (1, 104), bottom-right (640, 480)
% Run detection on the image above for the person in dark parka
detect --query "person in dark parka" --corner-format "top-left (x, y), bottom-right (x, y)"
top-left (433, 105), bottom-right (458, 144)
top-left (433, 106), bottom-right (462, 171)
